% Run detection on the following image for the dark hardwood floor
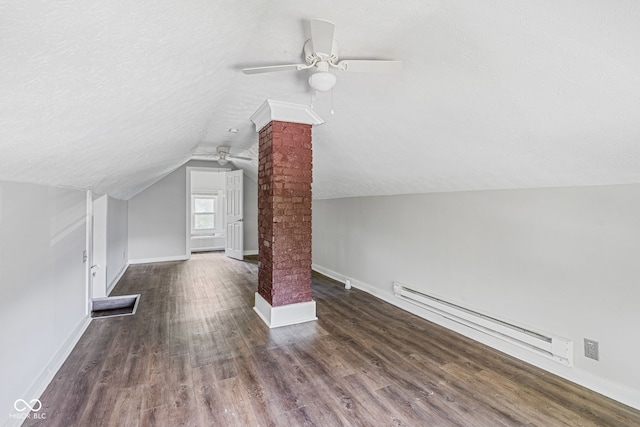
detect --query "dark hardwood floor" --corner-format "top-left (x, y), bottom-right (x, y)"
top-left (27, 252), bottom-right (640, 426)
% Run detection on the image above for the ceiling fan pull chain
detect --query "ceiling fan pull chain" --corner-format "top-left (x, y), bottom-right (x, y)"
top-left (331, 89), bottom-right (335, 115)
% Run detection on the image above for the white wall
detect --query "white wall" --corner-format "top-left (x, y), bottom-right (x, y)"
top-left (312, 183), bottom-right (640, 410)
top-left (128, 161), bottom-right (258, 262)
top-left (191, 170), bottom-right (226, 193)
top-left (0, 181), bottom-right (89, 426)
top-left (106, 196), bottom-right (128, 293)
top-left (128, 163), bottom-right (187, 262)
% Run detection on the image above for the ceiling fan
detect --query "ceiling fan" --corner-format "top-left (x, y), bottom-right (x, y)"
top-left (242, 19), bottom-right (402, 92)
top-left (192, 146), bottom-right (252, 166)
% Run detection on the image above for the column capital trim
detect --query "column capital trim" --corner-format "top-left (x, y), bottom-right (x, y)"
top-left (250, 99), bottom-right (324, 132)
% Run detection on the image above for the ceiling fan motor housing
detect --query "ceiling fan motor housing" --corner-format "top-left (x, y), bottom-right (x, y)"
top-left (304, 39), bottom-right (339, 65)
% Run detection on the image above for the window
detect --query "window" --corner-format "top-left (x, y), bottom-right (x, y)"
top-left (191, 195), bottom-right (216, 234)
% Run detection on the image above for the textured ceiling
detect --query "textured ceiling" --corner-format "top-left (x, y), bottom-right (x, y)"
top-left (2, 0), bottom-right (640, 200)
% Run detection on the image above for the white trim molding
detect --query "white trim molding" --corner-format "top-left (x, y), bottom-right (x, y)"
top-left (253, 292), bottom-right (317, 328)
top-left (129, 255), bottom-right (189, 265)
top-left (8, 316), bottom-right (92, 427)
top-left (250, 99), bottom-right (324, 132)
top-left (107, 262), bottom-right (129, 295)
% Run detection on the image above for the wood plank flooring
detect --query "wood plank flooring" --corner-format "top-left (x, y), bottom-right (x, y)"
top-left (26, 252), bottom-right (640, 426)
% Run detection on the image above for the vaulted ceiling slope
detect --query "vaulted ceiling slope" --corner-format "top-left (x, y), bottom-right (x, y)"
top-left (2, 1), bottom-right (640, 200)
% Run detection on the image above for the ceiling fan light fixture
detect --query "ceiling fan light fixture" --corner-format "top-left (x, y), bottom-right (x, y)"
top-left (308, 71), bottom-right (336, 92)
top-left (217, 157), bottom-right (228, 166)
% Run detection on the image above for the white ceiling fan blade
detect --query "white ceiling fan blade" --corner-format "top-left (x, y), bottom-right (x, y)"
top-left (228, 155), bottom-right (253, 161)
top-left (310, 19), bottom-right (335, 58)
top-left (192, 156), bottom-right (221, 162)
top-left (242, 64), bottom-right (306, 74)
top-left (337, 60), bottom-right (402, 73)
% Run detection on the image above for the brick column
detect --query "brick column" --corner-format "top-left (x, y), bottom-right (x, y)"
top-left (250, 100), bottom-right (323, 328)
top-left (258, 121), bottom-right (313, 306)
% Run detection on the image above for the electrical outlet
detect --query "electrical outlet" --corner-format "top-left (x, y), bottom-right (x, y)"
top-left (584, 339), bottom-right (599, 361)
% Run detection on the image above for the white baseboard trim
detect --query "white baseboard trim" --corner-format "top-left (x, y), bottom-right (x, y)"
top-left (253, 292), bottom-right (317, 328)
top-left (107, 262), bottom-right (129, 295)
top-left (311, 263), bottom-right (640, 411)
top-left (128, 255), bottom-right (189, 265)
top-left (243, 249), bottom-right (258, 256)
top-left (5, 315), bottom-right (92, 427)
top-left (191, 247), bottom-right (224, 252)
top-left (312, 263), bottom-right (345, 283)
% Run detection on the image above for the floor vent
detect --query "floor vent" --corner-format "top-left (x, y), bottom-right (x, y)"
top-left (393, 282), bottom-right (572, 366)
top-left (91, 294), bottom-right (140, 318)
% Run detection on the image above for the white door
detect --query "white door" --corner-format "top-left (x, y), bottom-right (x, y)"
top-left (85, 191), bottom-right (94, 314)
top-left (225, 170), bottom-right (244, 260)
top-left (91, 195), bottom-right (108, 298)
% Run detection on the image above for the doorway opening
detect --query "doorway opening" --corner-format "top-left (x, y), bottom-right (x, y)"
top-left (189, 169), bottom-right (226, 252)
top-left (186, 167), bottom-right (244, 260)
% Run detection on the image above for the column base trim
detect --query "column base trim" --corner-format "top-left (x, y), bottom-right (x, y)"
top-left (253, 292), bottom-right (317, 328)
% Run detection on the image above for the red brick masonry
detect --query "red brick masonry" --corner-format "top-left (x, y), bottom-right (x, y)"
top-left (258, 120), bottom-right (313, 307)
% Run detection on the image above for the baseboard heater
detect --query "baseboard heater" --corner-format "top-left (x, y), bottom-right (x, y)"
top-left (393, 282), bottom-right (573, 366)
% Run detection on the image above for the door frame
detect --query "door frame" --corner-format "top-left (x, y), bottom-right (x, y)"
top-left (92, 195), bottom-right (108, 298)
top-left (85, 191), bottom-right (93, 314)
top-left (85, 191), bottom-right (109, 313)
top-left (185, 166), bottom-right (232, 257)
